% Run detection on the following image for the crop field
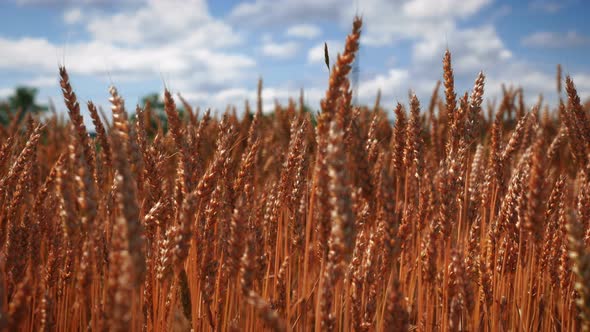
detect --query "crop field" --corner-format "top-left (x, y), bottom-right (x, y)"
top-left (0, 15), bottom-right (589, 332)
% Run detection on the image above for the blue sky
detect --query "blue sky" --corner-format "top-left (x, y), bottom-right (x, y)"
top-left (0, 0), bottom-right (589, 128)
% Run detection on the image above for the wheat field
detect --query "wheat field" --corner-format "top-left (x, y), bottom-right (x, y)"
top-left (0, 16), bottom-right (589, 331)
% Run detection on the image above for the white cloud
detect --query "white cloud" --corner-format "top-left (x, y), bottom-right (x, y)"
top-left (63, 7), bottom-right (83, 24)
top-left (230, 0), bottom-right (491, 47)
top-left (413, 25), bottom-right (512, 74)
top-left (5, 0), bottom-right (588, 120)
top-left (0, 0), bottom-right (257, 94)
top-left (229, 0), bottom-right (340, 26)
top-left (403, 0), bottom-right (491, 18)
top-left (0, 36), bottom-right (254, 82)
top-left (261, 41), bottom-right (299, 59)
top-left (344, 0), bottom-right (456, 46)
top-left (485, 66), bottom-right (552, 97)
top-left (286, 24), bottom-right (321, 39)
top-left (0, 37), bottom-right (58, 70)
top-left (352, 61), bottom-right (572, 115)
top-left (25, 76), bottom-right (58, 87)
top-left (460, 59), bottom-right (590, 107)
top-left (0, 88), bottom-right (13, 99)
top-left (522, 31), bottom-right (590, 48)
top-left (182, 85), bottom-right (325, 114)
top-left (227, 0), bottom-right (519, 112)
top-left (571, 74), bottom-right (590, 98)
top-left (359, 69), bottom-right (409, 101)
top-left (478, 62), bottom-right (578, 107)
top-left (86, 0), bottom-right (241, 48)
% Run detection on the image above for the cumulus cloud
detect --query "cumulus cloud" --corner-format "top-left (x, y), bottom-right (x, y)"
top-left (0, 37), bottom-right (254, 82)
top-left (261, 40), bottom-right (299, 59)
top-left (478, 61), bottom-right (583, 106)
top-left (182, 85), bottom-right (325, 113)
top-left (571, 74), bottom-right (590, 98)
top-left (486, 67), bottom-right (552, 96)
top-left (229, 0), bottom-right (340, 26)
top-left (86, 0), bottom-right (241, 48)
top-left (359, 69), bottom-right (409, 101)
top-left (413, 25), bottom-right (512, 74)
top-left (522, 31), bottom-right (590, 48)
top-left (353, 60), bottom-right (570, 114)
top-left (0, 0), bottom-right (257, 94)
top-left (229, 0), bottom-right (491, 47)
top-left (63, 7), bottom-right (83, 24)
top-left (0, 88), bottom-right (13, 99)
top-left (402, 0), bottom-right (491, 18)
top-left (3, 0), bottom-right (588, 120)
top-left (25, 76), bottom-right (58, 87)
top-left (286, 24), bottom-right (321, 39)
top-left (0, 37), bottom-right (58, 70)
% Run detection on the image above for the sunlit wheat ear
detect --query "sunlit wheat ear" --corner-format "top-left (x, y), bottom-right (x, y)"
top-left (88, 101), bottom-right (112, 176)
top-left (59, 66), bottom-right (95, 182)
top-left (443, 49), bottom-right (457, 118)
top-left (320, 16), bottom-right (362, 119)
top-left (109, 85), bottom-right (145, 287)
top-left (565, 76), bottom-right (589, 132)
top-left (164, 89), bottom-right (190, 217)
top-left (567, 212), bottom-right (590, 331)
top-left (403, 94), bottom-right (423, 181)
top-left (0, 136), bottom-right (15, 172)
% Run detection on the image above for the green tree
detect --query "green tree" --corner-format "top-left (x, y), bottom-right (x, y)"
top-left (138, 92), bottom-right (187, 134)
top-left (9, 87), bottom-right (40, 112)
top-left (1, 86), bottom-right (47, 125)
top-left (141, 93), bottom-right (165, 110)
